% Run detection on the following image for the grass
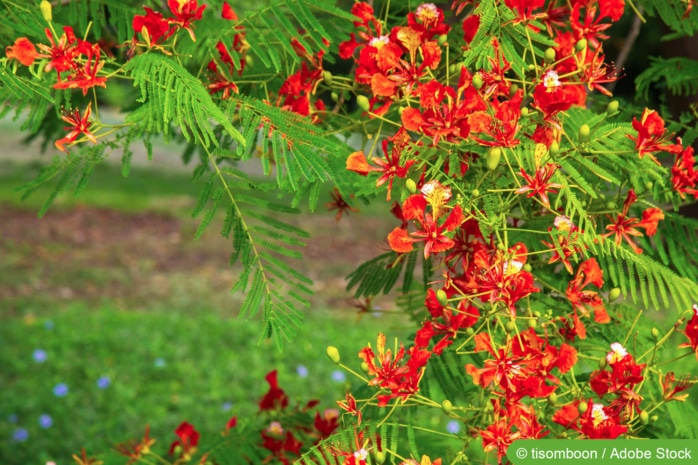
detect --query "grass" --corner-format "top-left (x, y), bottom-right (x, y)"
top-left (0, 158), bottom-right (434, 465)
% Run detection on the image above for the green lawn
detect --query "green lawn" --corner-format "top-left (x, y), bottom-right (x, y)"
top-left (0, 159), bottom-right (431, 465)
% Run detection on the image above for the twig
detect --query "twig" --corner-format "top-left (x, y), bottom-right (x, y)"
top-left (609, 6), bottom-right (644, 92)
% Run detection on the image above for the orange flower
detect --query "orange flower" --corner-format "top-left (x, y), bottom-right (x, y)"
top-left (55, 103), bottom-right (98, 153)
top-left (346, 151), bottom-right (371, 175)
top-left (5, 37), bottom-right (38, 66)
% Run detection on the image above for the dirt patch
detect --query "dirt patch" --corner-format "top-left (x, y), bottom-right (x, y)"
top-left (0, 204), bottom-right (397, 317)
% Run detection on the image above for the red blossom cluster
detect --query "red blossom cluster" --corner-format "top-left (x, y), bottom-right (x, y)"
top-left (207, 2), bottom-right (249, 100)
top-left (132, 0), bottom-right (206, 46)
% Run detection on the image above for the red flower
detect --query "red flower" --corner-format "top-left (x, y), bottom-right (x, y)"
top-left (314, 409), bottom-right (340, 439)
top-left (359, 333), bottom-right (430, 406)
top-left (167, 0), bottom-right (207, 41)
top-left (259, 370), bottom-right (289, 411)
top-left (580, 47), bottom-right (620, 96)
top-left (115, 425), bottom-right (155, 465)
top-left (578, 401), bottom-right (628, 438)
top-left (370, 129), bottom-right (415, 200)
top-left (37, 26), bottom-right (78, 75)
top-left (168, 421), bottom-right (200, 457)
top-left (55, 103), bottom-right (98, 153)
top-left (470, 89), bottom-right (523, 148)
top-left (565, 258), bottom-right (609, 339)
top-left (5, 37), bottom-right (38, 66)
top-left (660, 371), bottom-right (693, 402)
top-left (671, 143), bottom-right (698, 199)
top-left (337, 392), bottom-right (362, 425)
top-left (325, 188), bottom-right (358, 221)
top-left (601, 189), bottom-right (664, 254)
top-left (532, 70), bottom-right (585, 122)
top-left (571, 4), bottom-right (612, 50)
top-left (515, 163), bottom-right (563, 208)
top-left (542, 216), bottom-right (584, 274)
top-left (628, 108), bottom-right (683, 164)
top-left (53, 42), bottom-right (107, 96)
top-left (589, 342), bottom-right (645, 396)
top-left (261, 423), bottom-right (303, 465)
top-left (132, 7), bottom-right (175, 46)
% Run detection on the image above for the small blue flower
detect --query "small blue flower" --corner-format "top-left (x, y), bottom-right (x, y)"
top-left (96, 376), bottom-right (110, 389)
top-left (12, 428), bottom-right (29, 442)
top-left (331, 370), bottom-right (346, 382)
top-left (446, 420), bottom-right (461, 434)
top-left (53, 383), bottom-right (69, 397)
top-left (39, 414), bottom-right (53, 429)
top-left (44, 320), bottom-right (54, 330)
top-left (296, 364), bottom-right (309, 378)
top-left (33, 349), bottom-right (47, 363)
top-left (154, 357), bottom-right (166, 368)
top-left (222, 402), bottom-right (233, 411)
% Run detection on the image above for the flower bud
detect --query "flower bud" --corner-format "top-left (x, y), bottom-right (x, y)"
top-left (405, 179), bottom-right (417, 194)
top-left (438, 34), bottom-right (448, 45)
top-left (322, 70), bottom-right (333, 85)
top-left (640, 411), bottom-right (649, 425)
top-left (40, 0), bottom-right (52, 22)
top-left (578, 124), bottom-right (590, 141)
top-left (326, 346), bottom-right (340, 364)
top-left (442, 399), bottom-right (453, 414)
top-left (548, 392), bottom-right (558, 405)
top-left (472, 73), bottom-right (484, 90)
top-left (549, 141), bottom-right (560, 154)
top-left (360, 361), bottom-right (370, 373)
top-left (528, 318), bottom-right (537, 329)
top-left (609, 287), bottom-right (621, 301)
top-left (436, 289), bottom-right (448, 307)
top-left (523, 263), bottom-right (532, 272)
top-left (448, 64), bottom-right (456, 74)
top-left (645, 181), bottom-right (653, 190)
top-left (544, 48), bottom-right (556, 64)
top-left (245, 55), bottom-right (254, 67)
top-left (510, 83), bottom-right (519, 95)
top-left (575, 39), bottom-right (587, 52)
top-left (356, 95), bottom-right (370, 112)
top-left (466, 327), bottom-right (474, 336)
top-left (505, 321), bottom-right (516, 334)
top-left (599, 357), bottom-right (607, 370)
top-left (486, 147), bottom-right (501, 171)
top-left (521, 107), bottom-right (529, 117)
top-left (560, 431), bottom-right (568, 438)
top-left (651, 327), bottom-right (659, 339)
top-left (374, 450), bottom-right (386, 464)
top-left (651, 415), bottom-right (658, 423)
top-left (471, 188), bottom-right (480, 197)
top-left (578, 402), bottom-right (588, 414)
top-left (331, 92), bottom-right (339, 102)
top-left (607, 100), bottom-right (619, 113)
top-left (398, 106), bottom-right (406, 116)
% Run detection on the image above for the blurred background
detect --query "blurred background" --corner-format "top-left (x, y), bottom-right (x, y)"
top-left (2, 1), bottom-right (698, 464)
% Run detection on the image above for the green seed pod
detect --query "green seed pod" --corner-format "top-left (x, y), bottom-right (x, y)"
top-left (578, 402), bottom-right (588, 414)
top-left (374, 450), bottom-right (386, 464)
top-left (438, 34), bottom-right (448, 45)
top-left (471, 188), bottom-right (480, 197)
top-left (40, 0), bottom-right (52, 22)
top-left (448, 64), bottom-right (456, 74)
top-left (640, 411), bottom-right (650, 425)
top-left (523, 263), bottom-right (532, 272)
top-left (651, 327), bottom-right (659, 339)
top-left (455, 62), bottom-right (464, 72)
top-left (609, 287), bottom-right (621, 301)
top-left (466, 327), bottom-right (475, 336)
top-left (548, 392), bottom-right (558, 405)
top-left (510, 83), bottom-right (519, 95)
top-left (528, 318), bottom-right (537, 329)
top-left (575, 38), bottom-right (587, 52)
top-left (360, 361), bottom-right (370, 373)
top-left (549, 141), bottom-right (560, 155)
top-left (599, 357), bottom-right (608, 370)
top-left (326, 346), bottom-right (341, 364)
top-left (607, 100), bottom-right (619, 113)
top-left (406, 179), bottom-right (417, 194)
top-left (521, 107), bottom-right (529, 117)
top-left (442, 399), bottom-right (454, 414)
top-left (486, 147), bottom-right (502, 171)
top-left (357, 95), bottom-right (370, 112)
top-left (436, 289), bottom-right (449, 307)
top-left (245, 55), bottom-right (254, 67)
top-left (505, 321), bottom-right (516, 334)
top-left (331, 92), bottom-right (339, 102)
top-left (322, 70), bottom-right (333, 85)
top-left (472, 73), bottom-right (484, 90)
top-left (578, 124), bottom-right (591, 141)
top-left (544, 47), bottom-right (556, 64)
